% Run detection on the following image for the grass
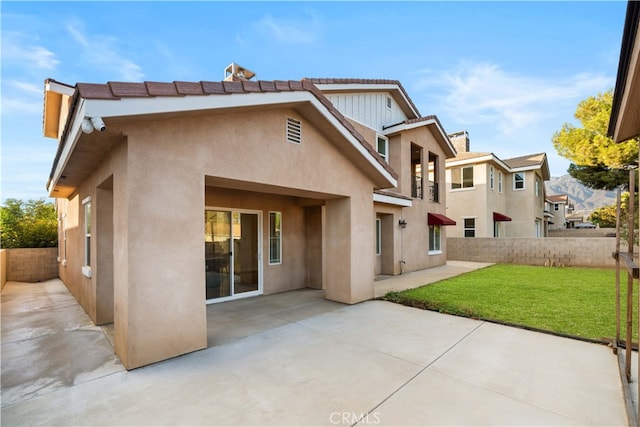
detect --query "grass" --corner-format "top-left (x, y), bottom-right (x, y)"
top-left (383, 264), bottom-right (638, 343)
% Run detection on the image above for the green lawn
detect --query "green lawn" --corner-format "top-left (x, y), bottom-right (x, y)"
top-left (383, 264), bottom-right (637, 342)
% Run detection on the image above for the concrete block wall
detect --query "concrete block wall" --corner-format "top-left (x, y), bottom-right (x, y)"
top-left (5, 248), bottom-right (58, 283)
top-left (447, 237), bottom-right (619, 268)
top-left (1, 249), bottom-right (6, 291)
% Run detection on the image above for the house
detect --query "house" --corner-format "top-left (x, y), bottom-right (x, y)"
top-left (42, 65), bottom-right (457, 369)
top-left (609, 1), bottom-right (640, 144)
top-left (546, 194), bottom-right (571, 230)
top-left (445, 131), bottom-right (551, 238)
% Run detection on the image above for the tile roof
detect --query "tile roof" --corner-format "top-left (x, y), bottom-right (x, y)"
top-left (503, 153), bottom-right (547, 169)
top-left (51, 79), bottom-right (399, 184)
top-left (547, 194), bottom-right (569, 203)
top-left (75, 80), bottom-right (313, 99)
top-left (448, 151), bottom-right (493, 161)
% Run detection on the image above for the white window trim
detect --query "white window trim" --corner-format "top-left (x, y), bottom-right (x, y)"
top-left (451, 166), bottom-right (475, 191)
top-left (82, 197), bottom-right (92, 278)
top-left (513, 172), bottom-right (525, 191)
top-left (428, 224), bottom-right (442, 255)
top-left (375, 218), bottom-right (382, 256)
top-left (269, 211), bottom-right (282, 265)
top-left (489, 166), bottom-right (494, 190)
top-left (463, 216), bottom-right (477, 238)
top-left (498, 171), bottom-right (503, 193)
top-left (376, 135), bottom-right (389, 162)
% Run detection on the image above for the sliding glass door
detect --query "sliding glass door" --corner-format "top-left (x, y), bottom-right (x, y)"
top-left (205, 209), bottom-right (261, 302)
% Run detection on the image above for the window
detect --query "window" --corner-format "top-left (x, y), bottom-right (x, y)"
top-left (428, 152), bottom-right (439, 203)
top-left (386, 96), bottom-right (392, 109)
top-left (375, 219), bottom-right (381, 255)
top-left (429, 224), bottom-right (441, 253)
top-left (286, 117), bottom-right (301, 144)
top-left (269, 212), bottom-right (282, 264)
top-left (411, 144), bottom-right (423, 199)
top-left (463, 218), bottom-right (476, 237)
top-left (554, 203), bottom-right (559, 211)
top-left (514, 172), bottom-right (525, 190)
top-left (494, 221), bottom-right (500, 237)
top-left (376, 135), bottom-right (389, 162)
top-left (82, 197), bottom-right (91, 277)
top-left (452, 166), bottom-right (474, 189)
top-left (535, 177), bottom-right (541, 197)
top-left (489, 166), bottom-right (494, 190)
top-left (498, 171), bottom-right (503, 193)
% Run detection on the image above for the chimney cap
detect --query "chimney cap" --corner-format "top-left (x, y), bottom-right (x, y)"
top-left (224, 63), bottom-right (256, 81)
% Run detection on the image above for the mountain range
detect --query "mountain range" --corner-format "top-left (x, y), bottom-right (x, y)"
top-left (546, 175), bottom-right (616, 213)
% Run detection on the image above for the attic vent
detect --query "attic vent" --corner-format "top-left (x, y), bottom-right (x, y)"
top-left (286, 117), bottom-right (302, 144)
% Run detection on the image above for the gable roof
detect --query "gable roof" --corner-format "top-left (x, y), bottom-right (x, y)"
top-left (45, 78), bottom-right (399, 195)
top-left (303, 78), bottom-right (421, 119)
top-left (547, 194), bottom-right (569, 204)
top-left (381, 115), bottom-right (456, 158)
top-left (446, 151), bottom-right (550, 180)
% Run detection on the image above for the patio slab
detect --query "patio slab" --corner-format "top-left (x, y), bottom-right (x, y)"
top-left (1, 278), bottom-right (627, 426)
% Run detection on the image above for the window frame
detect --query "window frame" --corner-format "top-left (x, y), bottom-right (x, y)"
top-left (489, 166), bottom-right (494, 190)
top-left (82, 197), bottom-right (92, 277)
top-left (463, 217), bottom-right (476, 238)
top-left (498, 171), bottom-right (503, 193)
top-left (513, 172), bottom-right (525, 190)
top-left (375, 218), bottom-right (382, 256)
top-left (269, 211), bottom-right (282, 265)
top-left (376, 135), bottom-right (389, 162)
top-left (451, 166), bottom-right (474, 190)
top-left (428, 224), bottom-right (442, 254)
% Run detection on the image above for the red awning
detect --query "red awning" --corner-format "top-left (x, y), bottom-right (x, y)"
top-left (493, 212), bottom-right (512, 222)
top-left (428, 213), bottom-right (456, 226)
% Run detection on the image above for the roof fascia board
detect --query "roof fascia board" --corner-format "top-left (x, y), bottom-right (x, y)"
top-left (447, 154), bottom-right (510, 171)
top-left (45, 80), bottom-right (75, 96)
top-left (382, 119), bottom-right (456, 158)
top-left (373, 193), bottom-right (412, 207)
top-left (77, 91), bottom-right (397, 189)
top-left (315, 83), bottom-right (419, 118)
top-left (48, 98), bottom-right (86, 195)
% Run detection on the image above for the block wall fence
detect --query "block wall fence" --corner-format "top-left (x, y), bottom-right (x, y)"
top-left (2, 248), bottom-right (58, 286)
top-left (447, 237), bottom-right (622, 268)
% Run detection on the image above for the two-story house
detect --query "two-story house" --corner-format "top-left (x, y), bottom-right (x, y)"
top-left (445, 131), bottom-right (551, 238)
top-left (43, 65), bottom-right (456, 369)
top-left (546, 194), bottom-right (571, 230)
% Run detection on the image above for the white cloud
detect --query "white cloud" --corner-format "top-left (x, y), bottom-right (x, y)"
top-left (414, 61), bottom-right (613, 136)
top-left (1, 32), bottom-right (59, 70)
top-left (65, 24), bottom-right (144, 81)
top-left (256, 12), bottom-right (322, 45)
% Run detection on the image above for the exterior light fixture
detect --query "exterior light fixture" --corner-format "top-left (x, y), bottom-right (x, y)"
top-left (399, 219), bottom-right (407, 228)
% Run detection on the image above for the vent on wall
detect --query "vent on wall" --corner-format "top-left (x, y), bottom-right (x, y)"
top-left (286, 117), bottom-right (302, 144)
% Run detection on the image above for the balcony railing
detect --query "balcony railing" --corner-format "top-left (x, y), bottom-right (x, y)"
top-left (412, 176), bottom-right (423, 199)
top-left (429, 182), bottom-right (439, 203)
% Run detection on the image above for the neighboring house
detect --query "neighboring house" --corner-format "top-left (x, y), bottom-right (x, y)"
top-left (42, 65), bottom-right (456, 369)
top-left (445, 131), bottom-right (551, 238)
top-left (546, 194), bottom-right (571, 230)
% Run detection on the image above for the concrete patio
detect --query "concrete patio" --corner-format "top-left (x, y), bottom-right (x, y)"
top-left (1, 266), bottom-right (629, 426)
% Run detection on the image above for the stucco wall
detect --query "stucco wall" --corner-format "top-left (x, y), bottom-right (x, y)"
top-left (1, 249), bottom-right (6, 291)
top-left (447, 237), bottom-right (617, 268)
top-left (5, 248), bottom-right (58, 282)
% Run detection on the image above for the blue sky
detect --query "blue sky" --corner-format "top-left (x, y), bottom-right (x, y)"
top-left (1, 1), bottom-right (628, 202)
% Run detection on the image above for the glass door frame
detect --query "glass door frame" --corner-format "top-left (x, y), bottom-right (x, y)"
top-left (205, 206), bottom-right (263, 304)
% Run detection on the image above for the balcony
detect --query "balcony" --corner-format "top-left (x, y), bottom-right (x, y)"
top-left (429, 181), bottom-right (439, 203)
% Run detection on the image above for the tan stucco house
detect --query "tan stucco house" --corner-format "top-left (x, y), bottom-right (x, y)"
top-left (546, 194), bottom-right (571, 230)
top-left (43, 65), bottom-right (456, 369)
top-left (445, 131), bottom-right (551, 238)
